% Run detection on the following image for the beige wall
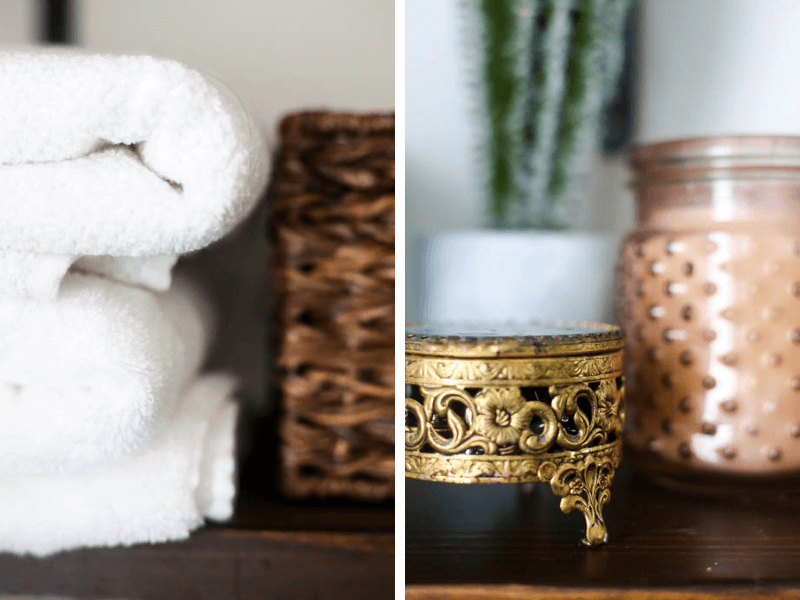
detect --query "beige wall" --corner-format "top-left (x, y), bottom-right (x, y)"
top-left (0, 0), bottom-right (31, 44)
top-left (1, 0), bottom-right (395, 140)
top-left (81, 0), bottom-right (395, 142)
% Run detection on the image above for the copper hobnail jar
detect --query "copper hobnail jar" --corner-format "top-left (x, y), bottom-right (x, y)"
top-left (621, 136), bottom-right (800, 489)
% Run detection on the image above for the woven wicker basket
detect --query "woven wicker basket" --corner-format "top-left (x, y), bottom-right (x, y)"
top-left (270, 111), bottom-right (394, 501)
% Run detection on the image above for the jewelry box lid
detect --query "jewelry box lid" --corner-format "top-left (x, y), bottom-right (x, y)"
top-left (405, 321), bottom-right (624, 358)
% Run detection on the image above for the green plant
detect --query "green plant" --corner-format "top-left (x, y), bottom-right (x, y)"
top-left (474, 0), bottom-right (632, 228)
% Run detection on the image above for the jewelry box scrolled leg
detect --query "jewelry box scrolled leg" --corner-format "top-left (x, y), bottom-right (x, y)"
top-left (540, 449), bottom-right (619, 546)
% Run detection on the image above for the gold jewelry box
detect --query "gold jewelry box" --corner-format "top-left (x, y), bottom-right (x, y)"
top-left (404, 322), bottom-right (625, 545)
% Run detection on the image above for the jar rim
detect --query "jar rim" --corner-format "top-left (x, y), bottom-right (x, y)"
top-left (631, 135), bottom-right (800, 167)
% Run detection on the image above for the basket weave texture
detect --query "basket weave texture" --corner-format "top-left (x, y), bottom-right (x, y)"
top-left (270, 111), bottom-right (394, 501)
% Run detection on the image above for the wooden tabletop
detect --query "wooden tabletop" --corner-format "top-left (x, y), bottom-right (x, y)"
top-left (0, 404), bottom-right (395, 600)
top-left (0, 494), bottom-right (394, 600)
top-left (406, 461), bottom-right (800, 599)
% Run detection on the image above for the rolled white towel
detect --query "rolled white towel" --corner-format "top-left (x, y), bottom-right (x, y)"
top-left (0, 270), bottom-right (212, 475)
top-left (0, 251), bottom-right (74, 300)
top-left (0, 374), bottom-right (239, 557)
top-left (196, 399), bottom-right (239, 522)
top-left (71, 254), bottom-right (180, 293)
top-left (0, 252), bottom-right (179, 300)
top-left (0, 48), bottom-right (269, 298)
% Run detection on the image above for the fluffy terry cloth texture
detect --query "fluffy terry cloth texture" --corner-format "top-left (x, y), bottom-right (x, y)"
top-left (0, 374), bottom-right (239, 557)
top-left (0, 252), bottom-right (179, 300)
top-left (196, 398), bottom-right (239, 521)
top-left (0, 49), bottom-right (261, 554)
top-left (0, 49), bottom-right (269, 258)
top-left (71, 254), bottom-right (180, 293)
top-left (0, 251), bottom-right (74, 300)
top-left (0, 271), bottom-right (211, 475)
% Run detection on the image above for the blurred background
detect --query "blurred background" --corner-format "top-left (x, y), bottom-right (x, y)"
top-left (406, 0), bottom-right (800, 324)
top-left (405, 1), bottom-right (633, 237)
top-left (2, 0), bottom-right (394, 142)
top-left (405, 0), bottom-right (634, 323)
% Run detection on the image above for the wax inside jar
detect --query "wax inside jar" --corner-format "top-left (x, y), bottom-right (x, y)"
top-left (637, 178), bottom-right (800, 231)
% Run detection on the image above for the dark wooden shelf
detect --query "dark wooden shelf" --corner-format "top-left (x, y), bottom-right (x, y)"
top-left (0, 404), bottom-right (395, 600)
top-left (406, 461), bottom-right (800, 599)
top-left (0, 494), bottom-right (393, 600)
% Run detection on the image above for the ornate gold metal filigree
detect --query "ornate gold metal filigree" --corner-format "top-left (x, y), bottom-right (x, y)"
top-left (405, 324), bottom-right (625, 547)
top-left (405, 381), bottom-right (623, 458)
top-left (405, 354), bottom-right (623, 386)
top-left (539, 453), bottom-right (618, 546)
top-left (406, 441), bottom-right (620, 484)
top-left (405, 442), bottom-right (621, 546)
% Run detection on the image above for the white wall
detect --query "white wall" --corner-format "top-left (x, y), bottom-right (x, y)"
top-left (638, 0), bottom-right (800, 142)
top-left (405, 0), bottom-right (483, 240)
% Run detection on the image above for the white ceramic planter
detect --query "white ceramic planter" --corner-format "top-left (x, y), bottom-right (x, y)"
top-left (415, 230), bottom-right (621, 325)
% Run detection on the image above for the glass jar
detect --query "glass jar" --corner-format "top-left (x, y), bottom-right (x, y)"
top-left (621, 136), bottom-right (800, 489)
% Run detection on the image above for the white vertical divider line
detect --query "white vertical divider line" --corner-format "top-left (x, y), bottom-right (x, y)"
top-left (394, 0), bottom-right (406, 595)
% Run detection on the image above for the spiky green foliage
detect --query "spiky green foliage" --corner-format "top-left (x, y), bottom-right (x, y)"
top-left (524, 0), bottom-right (575, 228)
top-left (474, 0), bottom-right (632, 229)
top-left (549, 0), bottom-right (596, 202)
top-left (479, 0), bottom-right (538, 226)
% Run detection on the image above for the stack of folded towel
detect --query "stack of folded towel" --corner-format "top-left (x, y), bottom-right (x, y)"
top-left (0, 49), bottom-right (269, 556)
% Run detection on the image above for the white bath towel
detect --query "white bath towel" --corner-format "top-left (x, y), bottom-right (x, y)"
top-left (0, 374), bottom-right (239, 557)
top-left (0, 251), bottom-right (179, 300)
top-left (0, 270), bottom-right (212, 475)
top-left (0, 49), bottom-right (269, 299)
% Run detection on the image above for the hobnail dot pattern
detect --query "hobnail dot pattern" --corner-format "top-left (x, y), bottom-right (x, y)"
top-left (622, 231), bottom-right (800, 475)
